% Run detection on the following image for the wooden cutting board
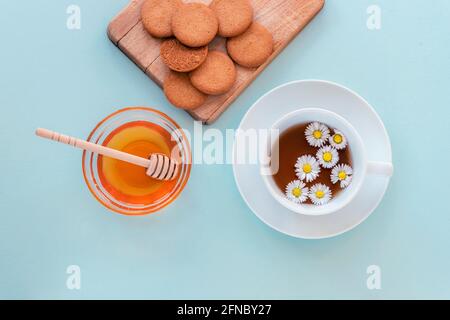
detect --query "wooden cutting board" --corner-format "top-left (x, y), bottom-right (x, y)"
top-left (108, 0), bottom-right (325, 124)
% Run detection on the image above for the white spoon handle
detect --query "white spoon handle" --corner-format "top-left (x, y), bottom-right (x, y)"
top-left (36, 128), bottom-right (151, 168)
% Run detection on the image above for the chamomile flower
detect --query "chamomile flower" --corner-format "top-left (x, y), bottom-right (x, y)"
top-left (331, 164), bottom-right (353, 188)
top-left (316, 146), bottom-right (339, 169)
top-left (329, 131), bottom-right (347, 150)
top-left (305, 122), bottom-right (330, 147)
top-left (309, 183), bottom-right (332, 206)
top-left (285, 180), bottom-right (309, 204)
top-left (295, 155), bottom-right (321, 182)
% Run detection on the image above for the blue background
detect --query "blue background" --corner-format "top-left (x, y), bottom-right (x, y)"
top-left (1, 0), bottom-right (449, 299)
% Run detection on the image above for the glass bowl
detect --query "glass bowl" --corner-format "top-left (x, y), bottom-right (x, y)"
top-left (82, 107), bottom-right (191, 215)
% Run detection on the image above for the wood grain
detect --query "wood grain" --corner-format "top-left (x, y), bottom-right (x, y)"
top-left (108, 0), bottom-right (325, 124)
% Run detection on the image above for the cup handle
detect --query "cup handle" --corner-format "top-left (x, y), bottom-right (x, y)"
top-left (367, 161), bottom-right (394, 177)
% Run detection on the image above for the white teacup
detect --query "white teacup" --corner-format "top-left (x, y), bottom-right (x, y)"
top-left (261, 108), bottom-right (394, 216)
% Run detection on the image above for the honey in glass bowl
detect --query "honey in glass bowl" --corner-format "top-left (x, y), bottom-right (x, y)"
top-left (82, 107), bottom-right (191, 215)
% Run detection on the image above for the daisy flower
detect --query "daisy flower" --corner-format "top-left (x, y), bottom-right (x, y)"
top-left (331, 164), bottom-right (353, 188)
top-left (329, 131), bottom-right (347, 150)
top-left (285, 180), bottom-right (309, 204)
top-left (316, 146), bottom-right (339, 169)
top-left (309, 183), bottom-right (332, 206)
top-left (305, 122), bottom-right (330, 147)
top-left (295, 155), bottom-right (321, 182)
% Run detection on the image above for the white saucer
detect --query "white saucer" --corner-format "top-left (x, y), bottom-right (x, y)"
top-left (232, 80), bottom-right (392, 239)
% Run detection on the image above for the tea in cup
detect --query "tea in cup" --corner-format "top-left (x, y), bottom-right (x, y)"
top-left (261, 108), bottom-right (393, 216)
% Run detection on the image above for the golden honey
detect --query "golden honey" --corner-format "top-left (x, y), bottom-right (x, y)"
top-left (98, 121), bottom-right (178, 204)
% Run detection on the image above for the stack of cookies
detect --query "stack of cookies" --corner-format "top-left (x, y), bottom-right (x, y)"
top-left (141, 0), bottom-right (274, 110)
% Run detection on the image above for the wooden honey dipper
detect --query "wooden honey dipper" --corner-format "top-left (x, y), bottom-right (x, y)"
top-left (35, 128), bottom-right (179, 181)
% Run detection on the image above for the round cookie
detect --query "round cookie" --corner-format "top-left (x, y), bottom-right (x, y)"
top-left (189, 51), bottom-right (236, 95)
top-left (227, 22), bottom-right (274, 68)
top-left (210, 0), bottom-right (253, 37)
top-left (141, 0), bottom-right (181, 38)
top-left (164, 72), bottom-right (207, 110)
top-left (171, 3), bottom-right (218, 47)
top-left (160, 38), bottom-right (208, 72)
